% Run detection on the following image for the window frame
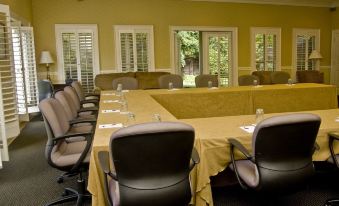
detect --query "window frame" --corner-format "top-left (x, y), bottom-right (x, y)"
top-left (292, 28), bottom-right (320, 72)
top-left (251, 27), bottom-right (281, 72)
top-left (114, 25), bottom-right (155, 72)
top-left (55, 24), bottom-right (100, 84)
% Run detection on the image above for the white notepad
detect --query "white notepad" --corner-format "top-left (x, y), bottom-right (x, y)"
top-left (102, 109), bottom-right (120, 113)
top-left (240, 125), bottom-right (255, 133)
top-left (99, 123), bottom-right (123, 129)
top-left (102, 93), bottom-right (115, 96)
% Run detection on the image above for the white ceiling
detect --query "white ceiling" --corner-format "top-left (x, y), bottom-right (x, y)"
top-left (190, 0), bottom-right (339, 8)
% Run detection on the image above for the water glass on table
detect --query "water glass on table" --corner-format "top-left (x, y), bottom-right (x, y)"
top-left (255, 108), bottom-right (264, 124)
top-left (120, 101), bottom-right (128, 114)
top-left (208, 81), bottom-right (213, 89)
top-left (168, 82), bottom-right (173, 90)
top-left (116, 83), bottom-right (123, 96)
top-left (152, 113), bottom-right (162, 122)
top-left (253, 79), bottom-right (258, 87)
top-left (124, 112), bottom-right (136, 127)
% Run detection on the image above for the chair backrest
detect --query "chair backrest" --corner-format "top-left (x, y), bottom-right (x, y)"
top-left (71, 81), bottom-right (85, 101)
top-left (271, 71), bottom-right (291, 84)
top-left (112, 77), bottom-right (138, 90)
top-left (110, 122), bottom-right (195, 205)
top-left (296, 70), bottom-right (324, 83)
top-left (38, 80), bottom-right (54, 102)
top-left (252, 71), bottom-right (273, 85)
top-left (64, 86), bottom-right (81, 111)
top-left (195, 74), bottom-right (218, 88)
top-left (54, 91), bottom-right (78, 121)
top-left (238, 75), bottom-right (259, 86)
top-left (158, 74), bottom-right (183, 89)
top-left (252, 113), bottom-right (321, 192)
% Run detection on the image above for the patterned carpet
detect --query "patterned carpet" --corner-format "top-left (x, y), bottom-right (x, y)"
top-left (0, 118), bottom-right (338, 206)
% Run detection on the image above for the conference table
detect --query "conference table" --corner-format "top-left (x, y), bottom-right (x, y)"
top-left (87, 83), bottom-right (339, 206)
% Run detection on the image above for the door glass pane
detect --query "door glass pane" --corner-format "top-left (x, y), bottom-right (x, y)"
top-left (136, 33), bottom-right (148, 72)
top-left (62, 33), bottom-right (78, 80)
top-left (255, 34), bottom-right (265, 71)
top-left (120, 33), bottom-right (134, 72)
top-left (78, 32), bottom-right (94, 93)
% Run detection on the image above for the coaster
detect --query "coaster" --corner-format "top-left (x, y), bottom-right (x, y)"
top-left (99, 123), bottom-right (123, 129)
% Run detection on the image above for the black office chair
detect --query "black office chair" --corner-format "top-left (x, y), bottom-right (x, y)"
top-left (38, 80), bottom-right (54, 102)
top-left (324, 132), bottom-right (339, 206)
top-left (228, 113), bottom-right (321, 193)
top-left (39, 98), bottom-right (93, 205)
top-left (98, 122), bottom-right (200, 206)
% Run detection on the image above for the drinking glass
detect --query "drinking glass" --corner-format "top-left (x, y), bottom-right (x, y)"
top-left (253, 79), bottom-right (258, 87)
top-left (116, 83), bottom-right (123, 96)
top-left (168, 82), bottom-right (173, 90)
top-left (120, 101), bottom-right (128, 114)
top-left (208, 81), bottom-right (213, 89)
top-left (124, 112), bottom-right (136, 127)
top-left (287, 78), bottom-right (293, 85)
top-left (152, 113), bottom-right (162, 122)
top-left (255, 108), bottom-right (264, 124)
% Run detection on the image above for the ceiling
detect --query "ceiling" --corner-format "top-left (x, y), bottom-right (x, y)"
top-left (190, 0), bottom-right (339, 8)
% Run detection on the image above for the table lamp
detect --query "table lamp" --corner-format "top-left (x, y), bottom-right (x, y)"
top-left (39, 51), bottom-right (54, 81)
top-left (308, 50), bottom-right (322, 70)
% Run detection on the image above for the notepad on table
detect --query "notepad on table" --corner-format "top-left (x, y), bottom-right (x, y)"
top-left (102, 109), bottom-right (120, 113)
top-left (99, 123), bottom-right (123, 129)
top-left (240, 125), bottom-right (255, 133)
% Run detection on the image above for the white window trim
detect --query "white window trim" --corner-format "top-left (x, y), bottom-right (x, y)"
top-left (114, 25), bottom-right (155, 72)
top-left (169, 26), bottom-right (238, 86)
top-left (55, 24), bottom-right (100, 84)
top-left (250, 27), bottom-right (281, 72)
top-left (292, 28), bottom-right (320, 75)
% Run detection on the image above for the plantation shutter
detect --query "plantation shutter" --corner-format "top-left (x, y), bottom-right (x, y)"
top-left (116, 26), bottom-right (154, 72)
top-left (0, 4), bottom-right (20, 163)
top-left (296, 35), bottom-right (315, 71)
top-left (56, 25), bottom-right (99, 94)
top-left (12, 26), bottom-right (38, 116)
top-left (255, 33), bottom-right (277, 71)
top-left (78, 32), bottom-right (94, 93)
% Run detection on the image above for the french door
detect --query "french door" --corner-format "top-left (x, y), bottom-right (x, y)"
top-left (203, 32), bottom-right (233, 87)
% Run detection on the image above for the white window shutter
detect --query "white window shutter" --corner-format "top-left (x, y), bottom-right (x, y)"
top-left (78, 32), bottom-right (95, 93)
top-left (0, 4), bottom-right (20, 162)
top-left (62, 32), bottom-right (78, 81)
top-left (120, 32), bottom-right (134, 72)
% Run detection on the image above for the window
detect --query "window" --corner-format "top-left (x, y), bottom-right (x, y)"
top-left (293, 29), bottom-right (320, 71)
top-left (114, 25), bottom-right (154, 72)
top-left (12, 26), bottom-right (39, 116)
top-left (251, 27), bottom-right (281, 71)
top-left (171, 27), bottom-right (238, 87)
top-left (55, 24), bottom-right (100, 93)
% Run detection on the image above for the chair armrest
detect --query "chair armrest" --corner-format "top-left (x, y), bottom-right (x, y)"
top-left (81, 99), bottom-right (99, 105)
top-left (189, 147), bottom-right (200, 170)
top-left (69, 118), bottom-right (97, 126)
top-left (228, 138), bottom-right (252, 159)
top-left (329, 132), bottom-right (339, 168)
top-left (53, 132), bottom-right (93, 142)
top-left (78, 107), bottom-right (98, 113)
top-left (98, 151), bottom-right (117, 180)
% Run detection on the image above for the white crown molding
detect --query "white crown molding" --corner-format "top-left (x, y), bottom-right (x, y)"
top-left (189, 0), bottom-right (339, 8)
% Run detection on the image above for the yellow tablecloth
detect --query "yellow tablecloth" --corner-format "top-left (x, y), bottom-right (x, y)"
top-left (88, 84), bottom-right (339, 206)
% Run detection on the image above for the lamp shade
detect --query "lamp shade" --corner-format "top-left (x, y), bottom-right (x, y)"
top-left (39, 51), bottom-right (54, 64)
top-left (309, 50), bottom-right (323, 60)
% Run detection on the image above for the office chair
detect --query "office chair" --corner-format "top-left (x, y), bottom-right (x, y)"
top-left (64, 86), bottom-right (98, 117)
top-left (271, 71), bottom-right (291, 84)
top-left (324, 132), bottom-right (339, 206)
top-left (38, 80), bottom-right (54, 102)
top-left (228, 113), bottom-right (321, 193)
top-left (195, 74), bottom-right (218, 88)
top-left (39, 98), bottom-right (93, 205)
top-left (238, 75), bottom-right (259, 86)
top-left (98, 122), bottom-right (200, 206)
top-left (296, 70), bottom-right (324, 83)
top-left (158, 74), bottom-right (184, 89)
top-left (54, 90), bottom-right (96, 129)
top-left (71, 81), bottom-right (100, 102)
top-left (112, 77), bottom-right (139, 90)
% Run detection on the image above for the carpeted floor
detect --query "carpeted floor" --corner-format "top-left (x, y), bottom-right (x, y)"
top-left (0, 118), bottom-right (339, 206)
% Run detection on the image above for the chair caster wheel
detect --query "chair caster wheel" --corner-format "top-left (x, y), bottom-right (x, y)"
top-left (57, 177), bottom-right (64, 183)
top-left (62, 190), bottom-right (70, 197)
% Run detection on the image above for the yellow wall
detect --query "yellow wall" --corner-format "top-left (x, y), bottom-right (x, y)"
top-left (31, 0), bottom-right (333, 81)
top-left (0, 0), bottom-right (32, 23)
top-left (332, 9), bottom-right (339, 29)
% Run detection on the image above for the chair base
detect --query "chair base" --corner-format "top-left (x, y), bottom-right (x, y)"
top-left (45, 177), bottom-right (91, 206)
top-left (325, 199), bottom-right (339, 206)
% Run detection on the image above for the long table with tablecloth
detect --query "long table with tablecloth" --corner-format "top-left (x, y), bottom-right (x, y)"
top-left (88, 83), bottom-right (339, 206)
